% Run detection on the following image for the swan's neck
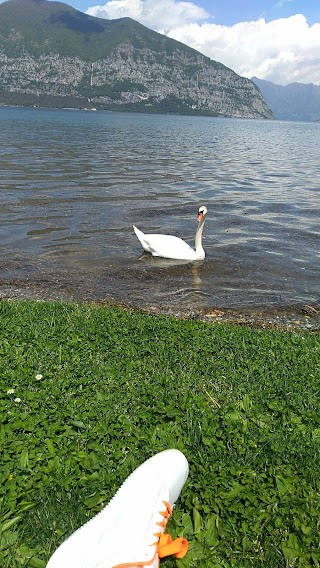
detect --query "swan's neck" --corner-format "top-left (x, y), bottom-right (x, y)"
top-left (195, 218), bottom-right (206, 256)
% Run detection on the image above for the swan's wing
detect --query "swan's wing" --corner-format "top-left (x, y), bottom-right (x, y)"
top-left (133, 226), bottom-right (196, 259)
top-left (143, 234), bottom-right (196, 260)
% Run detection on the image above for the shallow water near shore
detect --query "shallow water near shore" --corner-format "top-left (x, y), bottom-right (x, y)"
top-left (0, 107), bottom-right (319, 328)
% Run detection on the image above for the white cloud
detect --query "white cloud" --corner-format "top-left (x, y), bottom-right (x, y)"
top-left (167, 14), bottom-right (320, 85)
top-left (86, 0), bottom-right (210, 33)
top-left (86, 0), bottom-right (320, 85)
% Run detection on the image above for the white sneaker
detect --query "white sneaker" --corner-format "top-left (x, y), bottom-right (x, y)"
top-left (47, 449), bottom-right (189, 568)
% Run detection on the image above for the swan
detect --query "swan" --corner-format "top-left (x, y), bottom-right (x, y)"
top-left (133, 206), bottom-right (207, 260)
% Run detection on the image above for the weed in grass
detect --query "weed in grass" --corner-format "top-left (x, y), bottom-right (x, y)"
top-left (0, 301), bottom-right (319, 567)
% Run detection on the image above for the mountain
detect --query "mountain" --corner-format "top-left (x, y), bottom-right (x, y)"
top-left (0, 0), bottom-right (272, 118)
top-left (251, 77), bottom-right (320, 121)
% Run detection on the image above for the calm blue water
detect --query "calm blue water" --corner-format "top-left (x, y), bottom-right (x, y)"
top-left (0, 106), bottom-right (319, 318)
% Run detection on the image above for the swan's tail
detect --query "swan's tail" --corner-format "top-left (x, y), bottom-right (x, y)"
top-left (133, 225), bottom-right (151, 253)
top-left (133, 225), bottom-right (145, 242)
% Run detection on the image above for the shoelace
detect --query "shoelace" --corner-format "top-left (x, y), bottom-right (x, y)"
top-left (153, 501), bottom-right (188, 560)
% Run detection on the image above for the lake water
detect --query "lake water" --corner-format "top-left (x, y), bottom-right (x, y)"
top-left (0, 106), bottom-right (319, 325)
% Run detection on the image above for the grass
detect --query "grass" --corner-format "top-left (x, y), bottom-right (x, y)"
top-left (0, 300), bottom-right (319, 567)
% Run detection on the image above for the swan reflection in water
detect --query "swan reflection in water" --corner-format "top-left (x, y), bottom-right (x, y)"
top-left (136, 253), bottom-right (204, 302)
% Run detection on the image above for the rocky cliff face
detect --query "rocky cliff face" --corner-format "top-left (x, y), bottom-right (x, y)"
top-left (0, 0), bottom-right (273, 118)
top-left (0, 46), bottom-right (273, 117)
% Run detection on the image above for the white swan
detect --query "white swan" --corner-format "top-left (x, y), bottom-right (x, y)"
top-left (133, 206), bottom-right (207, 260)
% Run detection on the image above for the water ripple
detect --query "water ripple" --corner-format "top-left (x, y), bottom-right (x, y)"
top-left (0, 107), bottom-right (319, 315)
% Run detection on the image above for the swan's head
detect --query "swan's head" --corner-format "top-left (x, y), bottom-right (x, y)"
top-left (197, 205), bottom-right (208, 222)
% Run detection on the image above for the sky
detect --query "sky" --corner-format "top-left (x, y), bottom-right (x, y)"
top-left (5, 0), bottom-right (320, 84)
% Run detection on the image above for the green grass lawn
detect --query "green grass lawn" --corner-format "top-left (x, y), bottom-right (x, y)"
top-left (0, 300), bottom-right (319, 567)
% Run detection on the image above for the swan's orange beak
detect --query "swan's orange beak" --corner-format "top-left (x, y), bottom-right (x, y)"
top-left (198, 212), bottom-right (203, 222)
